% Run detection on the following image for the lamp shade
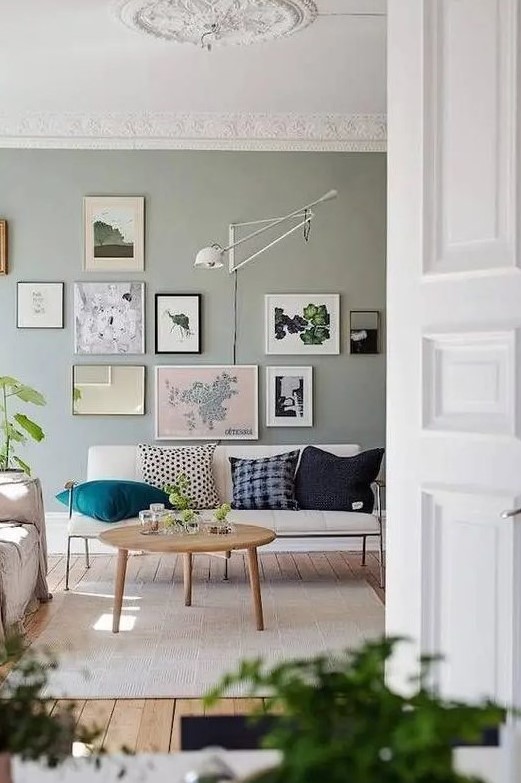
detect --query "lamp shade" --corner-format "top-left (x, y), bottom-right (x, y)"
top-left (194, 245), bottom-right (225, 269)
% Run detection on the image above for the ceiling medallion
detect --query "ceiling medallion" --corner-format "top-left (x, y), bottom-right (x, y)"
top-left (116, 0), bottom-right (318, 49)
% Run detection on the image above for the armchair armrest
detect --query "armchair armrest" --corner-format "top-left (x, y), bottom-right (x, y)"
top-left (64, 480), bottom-right (76, 519)
top-left (372, 478), bottom-right (385, 523)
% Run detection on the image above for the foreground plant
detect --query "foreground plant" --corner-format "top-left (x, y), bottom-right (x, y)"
top-left (165, 472), bottom-right (192, 512)
top-left (0, 377), bottom-right (46, 474)
top-left (205, 637), bottom-right (505, 783)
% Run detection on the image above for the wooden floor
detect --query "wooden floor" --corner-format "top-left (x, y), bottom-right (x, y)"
top-left (22, 550), bottom-right (384, 753)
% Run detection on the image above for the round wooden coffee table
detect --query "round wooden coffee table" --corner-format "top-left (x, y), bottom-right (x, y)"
top-left (98, 523), bottom-right (276, 633)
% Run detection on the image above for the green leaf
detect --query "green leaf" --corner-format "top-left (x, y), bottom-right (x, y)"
top-left (12, 455), bottom-right (31, 475)
top-left (14, 413), bottom-right (45, 442)
top-left (0, 376), bottom-right (22, 389)
top-left (13, 385), bottom-right (46, 406)
top-left (5, 424), bottom-right (27, 443)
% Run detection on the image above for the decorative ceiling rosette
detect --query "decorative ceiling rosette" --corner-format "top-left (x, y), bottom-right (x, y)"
top-left (116, 0), bottom-right (318, 48)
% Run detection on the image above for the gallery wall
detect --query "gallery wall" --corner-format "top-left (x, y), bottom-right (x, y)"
top-left (0, 150), bottom-right (386, 507)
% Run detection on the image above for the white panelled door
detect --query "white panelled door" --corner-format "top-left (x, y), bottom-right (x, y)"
top-left (387, 0), bottom-right (521, 706)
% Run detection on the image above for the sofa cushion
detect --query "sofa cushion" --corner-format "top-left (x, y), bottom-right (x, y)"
top-left (227, 509), bottom-right (380, 535)
top-left (138, 443), bottom-right (220, 509)
top-left (295, 446), bottom-right (384, 513)
top-left (230, 450), bottom-right (299, 510)
top-left (56, 479), bottom-right (171, 522)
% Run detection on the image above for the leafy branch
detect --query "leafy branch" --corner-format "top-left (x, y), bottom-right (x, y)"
top-left (0, 377), bottom-right (46, 474)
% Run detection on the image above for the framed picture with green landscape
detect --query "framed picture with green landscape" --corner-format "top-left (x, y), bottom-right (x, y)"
top-left (84, 196), bottom-right (144, 272)
top-left (265, 293), bottom-right (340, 355)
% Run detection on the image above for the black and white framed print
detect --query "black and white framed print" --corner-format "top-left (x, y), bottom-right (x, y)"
top-left (265, 294), bottom-right (340, 355)
top-left (350, 310), bottom-right (380, 354)
top-left (155, 294), bottom-right (201, 354)
top-left (17, 282), bottom-right (64, 329)
top-left (266, 366), bottom-right (313, 427)
top-left (84, 196), bottom-right (144, 272)
top-left (74, 281), bottom-right (145, 355)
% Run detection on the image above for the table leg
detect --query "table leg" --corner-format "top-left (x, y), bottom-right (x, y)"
top-left (184, 552), bottom-right (193, 607)
top-left (247, 547), bottom-right (264, 631)
top-left (113, 548), bottom-right (129, 634)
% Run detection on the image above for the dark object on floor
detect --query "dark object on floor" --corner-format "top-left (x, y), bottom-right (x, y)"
top-left (181, 715), bottom-right (279, 750)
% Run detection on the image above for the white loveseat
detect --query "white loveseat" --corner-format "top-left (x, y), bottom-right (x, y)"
top-left (65, 443), bottom-right (384, 588)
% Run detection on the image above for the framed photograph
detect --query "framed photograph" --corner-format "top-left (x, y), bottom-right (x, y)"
top-left (72, 365), bottom-right (145, 416)
top-left (266, 366), bottom-right (313, 427)
top-left (17, 282), bottom-right (64, 329)
top-left (74, 281), bottom-right (145, 355)
top-left (265, 294), bottom-right (340, 355)
top-left (84, 196), bottom-right (144, 272)
top-left (155, 293), bottom-right (201, 354)
top-left (0, 220), bottom-right (7, 275)
top-left (350, 310), bottom-right (380, 354)
top-left (155, 365), bottom-right (258, 440)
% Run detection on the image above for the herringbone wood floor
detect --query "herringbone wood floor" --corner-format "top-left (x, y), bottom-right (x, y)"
top-left (17, 551), bottom-right (384, 753)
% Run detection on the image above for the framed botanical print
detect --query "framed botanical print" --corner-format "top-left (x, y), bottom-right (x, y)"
top-left (266, 366), bottom-right (313, 427)
top-left (0, 220), bottom-right (7, 275)
top-left (155, 294), bottom-right (201, 354)
top-left (155, 365), bottom-right (258, 440)
top-left (265, 294), bottom-right (340, 355)
top-left (74, 281), bottom-right (145, 355)
top-left (84, 196), bottom-right (144, 272)
top-left (350, 310), bottom-right (380, 354)
top-left (17, 282), bottom-right (64, 329)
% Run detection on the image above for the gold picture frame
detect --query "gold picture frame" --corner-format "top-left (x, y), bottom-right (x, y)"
top-left (0, 220), bottom-right (7, 275)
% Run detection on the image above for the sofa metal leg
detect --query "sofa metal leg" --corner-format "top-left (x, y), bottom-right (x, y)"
top-left (378, 533), bottom-right (385, 589)
top-left (361, 535), bottom-right (367, 566)
top-left (65, 536), bottom-right (72, 591)
top-left (84, 538), bottom-right (90, 569)
top-left (223, 551), bottom-right (231, 581)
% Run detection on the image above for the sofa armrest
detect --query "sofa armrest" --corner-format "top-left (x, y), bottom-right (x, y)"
top-left (64, 480), bottom-right (76, 519)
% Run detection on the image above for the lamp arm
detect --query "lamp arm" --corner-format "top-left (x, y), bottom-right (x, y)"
top-left (221, 189), bottom-right (337, 254)
top-left (230, 214), bottom-right (315, 273)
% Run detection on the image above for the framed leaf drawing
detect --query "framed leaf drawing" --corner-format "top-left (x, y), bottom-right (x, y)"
top-left (265, 294), bottom-right (340, 355)
top-left (155, 294), bottom-right (201, 354)
top-left (84, 196), bottom-right (144, 272)
top-left (155, 365), bottom-right (258, 440)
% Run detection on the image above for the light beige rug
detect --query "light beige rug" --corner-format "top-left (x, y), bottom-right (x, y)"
top-left (30, 571), bottom-right (384, 698)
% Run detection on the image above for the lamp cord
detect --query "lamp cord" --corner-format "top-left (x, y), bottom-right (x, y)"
top-left (232, 270), bottom-right (238, 365)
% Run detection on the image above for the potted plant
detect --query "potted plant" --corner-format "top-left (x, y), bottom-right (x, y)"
top-left (205, 636), bottom-right (505, 783)
top-left (0, 635), bottom-right (100, 783)
top-left (209, 502), bottom-right (233, 535)
top-left (0, 377), bottom-right (46, 477)
top-left (164, 473), bottom-right (199, 533)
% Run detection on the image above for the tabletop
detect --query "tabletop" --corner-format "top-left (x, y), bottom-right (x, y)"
top-left (98, 522), bottom-right (276, 554)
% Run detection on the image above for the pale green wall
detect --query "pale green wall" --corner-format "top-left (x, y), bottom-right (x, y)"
top-left (0, 150), bottom-right (386, 507)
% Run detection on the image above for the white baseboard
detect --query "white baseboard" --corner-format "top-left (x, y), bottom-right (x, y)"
top-left (45, 513), bottom-right (385, 556)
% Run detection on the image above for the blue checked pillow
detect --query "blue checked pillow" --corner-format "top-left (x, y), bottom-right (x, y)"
top-left (229, 451), bottom-right (300, 511)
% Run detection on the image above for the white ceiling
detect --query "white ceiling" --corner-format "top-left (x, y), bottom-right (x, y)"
top-left (0, 0), bottom-right (387, 149)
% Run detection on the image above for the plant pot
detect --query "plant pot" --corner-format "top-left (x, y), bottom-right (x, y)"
top-left (0, 754), bottom-right (13, 783)
top-left (0, 470), bottom-right (26, 485)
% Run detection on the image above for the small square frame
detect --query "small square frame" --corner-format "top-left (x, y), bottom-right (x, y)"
top-left (266, 366), bottom-right (313, 427)
top-left (349, 310), bottom-right (380, 354)
top-left (155, 293), bottom-right (202, 354)
top-left (17, 282), bottom-right (64, 329)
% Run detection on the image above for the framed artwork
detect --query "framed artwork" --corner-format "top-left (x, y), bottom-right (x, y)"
top-left (74, 281), bottom-right (145, 355)
top-left (0, 220), bottom-right (7, 275)
top-left (265, 294), bottom-right (340, 355)
top-left (17, 282), bottom-right (64, 329)
top-left (155, 293), bottom-right (201, 354)
top-left (350, 310), bottom-right (380, 354)
top-left (84, 196), bottom-right (144, 272)
top-left (155, 364), bottom-right (258, 440)
top-left (266, 366), bottom-right (313, 427)
top-left (72, 365), bottom-right (145, 415)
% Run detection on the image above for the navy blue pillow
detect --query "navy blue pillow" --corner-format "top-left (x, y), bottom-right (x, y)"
top-left (230, 451), bottom-right (300, 511)
top-left (55, 480), bottom-right (171, 523)
top-left (295, 447), bottom-right (384, 513)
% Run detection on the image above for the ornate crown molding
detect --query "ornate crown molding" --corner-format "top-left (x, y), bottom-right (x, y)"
top-left (0, 111), bottom-right (387, 151)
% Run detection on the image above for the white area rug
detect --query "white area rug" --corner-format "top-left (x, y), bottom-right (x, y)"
top-left (30, 572), bottom-right (384, 698)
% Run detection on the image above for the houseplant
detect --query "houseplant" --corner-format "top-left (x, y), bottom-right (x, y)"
top-left (205, 636), bottom-right (505, 783)
top-left (0, 635), bottom-right (100, 783)
top-left (0, 377), bottom-right (46, 475)
top-left (164, 473), bottom-right (199, 533)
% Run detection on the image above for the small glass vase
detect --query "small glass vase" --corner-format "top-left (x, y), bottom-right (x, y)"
top-left (207, 518), bottom-right (234, 535)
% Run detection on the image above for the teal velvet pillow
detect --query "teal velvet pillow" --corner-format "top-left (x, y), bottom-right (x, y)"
top-left (55, 480), bottom-right (171, 523)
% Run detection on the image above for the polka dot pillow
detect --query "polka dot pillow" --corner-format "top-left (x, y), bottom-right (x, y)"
top-left (137, 443), bottom-right (220, 509)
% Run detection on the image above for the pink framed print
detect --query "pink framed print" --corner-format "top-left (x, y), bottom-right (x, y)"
top-left (155, 365), bottom-right (258, 440)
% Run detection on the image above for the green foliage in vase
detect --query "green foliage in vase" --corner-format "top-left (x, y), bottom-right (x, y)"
top-left (0, 635), bottom-right (100, 766)
top-left (0, 377), bottom-right (46, 474)
top-left (181, 508), bottom-right (197, 524)
top-left (165, 473), bottom-right (192, 511)
top-left (206, 637), bottom-right (505, 783)
top-left (214, 503), bottom-right (231, 522)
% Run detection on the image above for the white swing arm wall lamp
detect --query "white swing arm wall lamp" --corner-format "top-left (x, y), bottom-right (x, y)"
top-left (194, 189), bottom-right (338, 273)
